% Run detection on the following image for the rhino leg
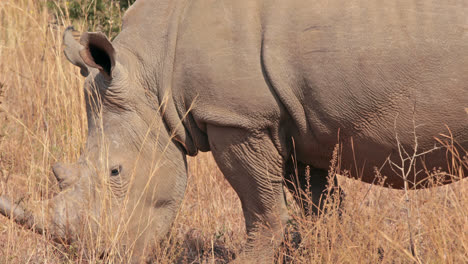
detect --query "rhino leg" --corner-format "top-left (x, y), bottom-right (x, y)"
top-left (208, 126), bottom-right (289, 263)
top-left (284, 160), bottom-right (343, 215)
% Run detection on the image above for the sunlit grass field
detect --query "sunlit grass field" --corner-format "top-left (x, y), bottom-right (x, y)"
top-left (0, 1), bottom-right (467, 263)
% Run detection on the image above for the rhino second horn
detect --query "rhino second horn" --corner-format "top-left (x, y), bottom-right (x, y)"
top-left (52, 162), bottom-right (78, 190)
top-left (63, 26), bottom-right (90, 77)
top-left (0, 195), bottom-right (44, 234)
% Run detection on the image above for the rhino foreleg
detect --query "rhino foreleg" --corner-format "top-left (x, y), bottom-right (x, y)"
top-left (208, 126), bottom-right (289, 263)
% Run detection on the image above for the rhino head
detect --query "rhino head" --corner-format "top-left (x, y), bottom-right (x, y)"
top-left (0, 27), bottom-right (187, 260)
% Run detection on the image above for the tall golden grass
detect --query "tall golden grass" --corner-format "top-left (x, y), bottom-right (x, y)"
top-left (0, 1), bottom-right (467, 263)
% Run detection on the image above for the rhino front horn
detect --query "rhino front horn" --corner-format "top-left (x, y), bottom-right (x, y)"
top-left (0, 195), bottom-right (44, 234)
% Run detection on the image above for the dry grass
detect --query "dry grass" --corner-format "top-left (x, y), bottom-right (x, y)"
top-left (0, 1), bottom-right (467, 263)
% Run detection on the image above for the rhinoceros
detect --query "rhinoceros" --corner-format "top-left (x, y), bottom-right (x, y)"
top-left (1, 0), bottom-right (467, 262)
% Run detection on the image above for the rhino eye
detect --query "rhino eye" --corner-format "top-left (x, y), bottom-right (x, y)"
top-left (110, 166), bottom-right (121, 176)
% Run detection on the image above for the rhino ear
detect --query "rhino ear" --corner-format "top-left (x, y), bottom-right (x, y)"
top-left (63, 26), bottom-right (90, 77)
top-left (79, 32), bottom-right (116, 79)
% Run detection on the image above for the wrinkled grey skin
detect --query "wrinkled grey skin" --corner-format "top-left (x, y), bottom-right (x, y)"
top-left (1, 0), bottom-right (468, 262)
